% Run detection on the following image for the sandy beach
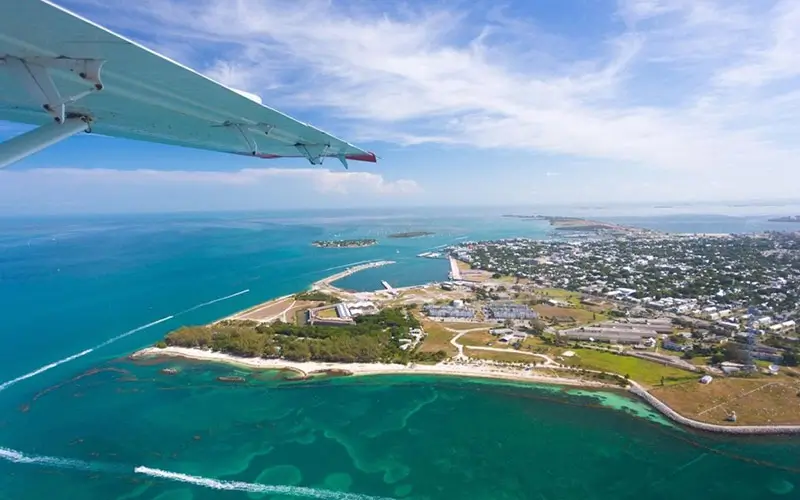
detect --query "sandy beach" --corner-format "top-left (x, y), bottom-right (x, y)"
top-left (132, 346), bottom-right (615, 388)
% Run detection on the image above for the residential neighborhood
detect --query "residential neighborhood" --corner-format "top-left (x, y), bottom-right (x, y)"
top-left (445, 232), bottom-right (800, 370)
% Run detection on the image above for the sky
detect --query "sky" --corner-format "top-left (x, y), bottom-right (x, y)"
top-left (1, 0), bottom-right (800, 213)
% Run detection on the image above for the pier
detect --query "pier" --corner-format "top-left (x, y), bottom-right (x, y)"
top-left (448, 256), bottom-right (462, 280)
top-left (381, 280), bottom-right (397, 296)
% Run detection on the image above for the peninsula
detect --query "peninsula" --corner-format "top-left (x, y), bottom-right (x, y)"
top-left (135, 233), bottom-right (800, 432)
top-left (501, 214), bottom-right (650, 234)
top-left (312, 238), bottom-right (377, 248)
top-left (387, 231), bottom-right (435, 238)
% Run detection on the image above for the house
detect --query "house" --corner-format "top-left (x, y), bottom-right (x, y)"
top-left (662, 338), bottom-right (689, 352)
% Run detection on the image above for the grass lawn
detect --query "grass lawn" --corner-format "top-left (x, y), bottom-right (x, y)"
top-left (459, 330), bottom-right (496, 347)
top-left (533, 304), bottom-right (603, 324)
top-left (688, 356), bottom-right (711, 367)
top-left (439, 321), bottom-right (496, 330)
top-left (420, 321), bottom-right (458, 356)
top-left (520, 336), bottom-right (561, 356)
top-left (466, 349), bottom-right (543, 364)
top-left (455, 260), bottom-right (472, 271)
top-left (565, 348), bottom-right (697, 388)
top-left (317, 308), bottom-right (339, 319)
top-left (650, 376), bottom-right (800, 425)
top-left (537, 288), bottom-right (581, 304)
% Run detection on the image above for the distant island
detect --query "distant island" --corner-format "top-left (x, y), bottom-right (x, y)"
top-left (388, 231), bottom-right (435, 238)
top-left (768, 216), bottom-right (800, 223)
top-left (501, 214), bottom-right (545, 220)
top-left (503, 215), bottom-right (648, 234)
top-left (312, 239), bottom-right (377, 248)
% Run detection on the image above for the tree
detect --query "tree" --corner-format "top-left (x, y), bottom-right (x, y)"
top-left (723, 343), bottom-right (749, 364)
top-left (492, 273), bottom-right (502, 279)
top-left (782, 350), bottom-right (799, 367)
top-left (528, 319), bottom-right (547, 335)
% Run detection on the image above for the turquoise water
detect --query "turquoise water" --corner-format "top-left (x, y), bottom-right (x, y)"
top-left (0, 209), bottom-right (798, 499)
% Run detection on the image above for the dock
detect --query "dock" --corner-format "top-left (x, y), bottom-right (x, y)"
top-left (381, 280), bottom-right (395, 293)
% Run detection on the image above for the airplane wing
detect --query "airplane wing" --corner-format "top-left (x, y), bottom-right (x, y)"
top-left (0, 0), bottom-right (376, 169)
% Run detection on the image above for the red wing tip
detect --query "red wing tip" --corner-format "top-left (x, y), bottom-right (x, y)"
top-left (245, 152), bottom-right (377, 163)
top-left (345, 152), bottom-right (378, 163)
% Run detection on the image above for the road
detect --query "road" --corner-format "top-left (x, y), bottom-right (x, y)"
top-left (444, 326), bottom-right (558, 367)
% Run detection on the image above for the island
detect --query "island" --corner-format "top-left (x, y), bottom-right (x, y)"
top-left (501, 214), bottom-right (545, 220)
top-left (768, 216), bottom-right (800, 223)
top-left (501, 215), bottom-right (649, 234)
top-left (312, 239), bottom-right (377, 248)
top-left (134, 233), bottom-right (800, 433)
top-left (387, 231), bottom-right (435, 238)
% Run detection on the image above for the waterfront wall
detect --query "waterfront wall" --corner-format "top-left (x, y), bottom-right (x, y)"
top-left (628, 383), bottom-right (800, 435)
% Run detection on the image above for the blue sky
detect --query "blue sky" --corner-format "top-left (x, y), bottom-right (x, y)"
top-left (2, 0), bottom-right (800, 213)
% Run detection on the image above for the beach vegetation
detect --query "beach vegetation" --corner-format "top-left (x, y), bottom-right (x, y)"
top-left (163, 308), bottom-right (436, 364)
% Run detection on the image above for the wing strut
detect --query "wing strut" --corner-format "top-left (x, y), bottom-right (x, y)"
top-left (0, 117), bottom-right (90, 169)
top-left (0, 56), bottom-right (103, 168)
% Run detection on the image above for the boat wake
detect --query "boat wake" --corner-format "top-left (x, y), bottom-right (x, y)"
top-left (0, 288), bottom-right (254, 393)
top-left (0, 447), bottom-right (125, 473)
top-left (0, 315), bottom-right (174, 393)
top-left (176, 289), bottom-right (250, 315)
top-left (0, 447), bottom-right (391, 500)
top-left (135, 466), bottom-right (390, 500)
top-left (0, 349), bottom-right (93, 392)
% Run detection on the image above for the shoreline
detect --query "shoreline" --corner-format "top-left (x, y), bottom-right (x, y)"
top-left (131, 346), bottom-right (615, 389)
top-left (132, 347), bottom-right (800, 435)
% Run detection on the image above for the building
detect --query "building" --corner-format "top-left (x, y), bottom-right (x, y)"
top-left (662, 338), bottom-right (690, 352)
top-left (484, 301), bottom-right (538, 320)
top-left (558, 327), bottom-right (651, 344)
top-left (423, 305), bottom-right (475, 319)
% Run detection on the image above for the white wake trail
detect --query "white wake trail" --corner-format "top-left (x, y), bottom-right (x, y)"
top-left (178, 289), bottom-right (250, 315)
top-left (135, 467), bottom-right (391, 500)
top-left (0, 447), bottom-right (123, 473)
top-left (95, 315), bottom-right (174, 349)
top-left (0, 315), bottom-right (174, 392)
top-left (0, 349), bottom-right (93, 392)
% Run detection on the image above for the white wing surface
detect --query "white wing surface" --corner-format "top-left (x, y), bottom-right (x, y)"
top-left (0, 0), bottom-right (377, 169)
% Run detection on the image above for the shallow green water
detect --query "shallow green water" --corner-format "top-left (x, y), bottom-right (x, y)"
top-left (1, 357), bottom-right (798, 500)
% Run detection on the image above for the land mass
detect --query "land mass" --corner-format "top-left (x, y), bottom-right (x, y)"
top-left (387, 231), bottom-right (435, 238)
top-left (312, 239), bottom-right (377, 248)
top-left (138, 238), bottom-right (800, 433)
top-left (502, 215), bottom-right (650, 234)
top-left (768, 216), bottom-right (800, 223)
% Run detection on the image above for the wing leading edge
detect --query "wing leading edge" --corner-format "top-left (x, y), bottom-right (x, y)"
top-left (0, 0), bottom-right (376, 169)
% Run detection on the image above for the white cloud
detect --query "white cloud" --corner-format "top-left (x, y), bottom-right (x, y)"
top-left (0, 167), bottom-right (421, 213)
top-left (62, 0), bottom-right (800, 179)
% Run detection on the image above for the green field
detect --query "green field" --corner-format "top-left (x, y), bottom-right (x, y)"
top-left (317, 308), bottom-right (339, 318)
top-left (420, 321), bottom-right (458, 356)
top-left (565, 349), bottom-right (697, 388)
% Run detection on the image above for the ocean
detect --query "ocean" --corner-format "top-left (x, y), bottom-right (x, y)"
top-left (0, 207), bottom-right (798, 499)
